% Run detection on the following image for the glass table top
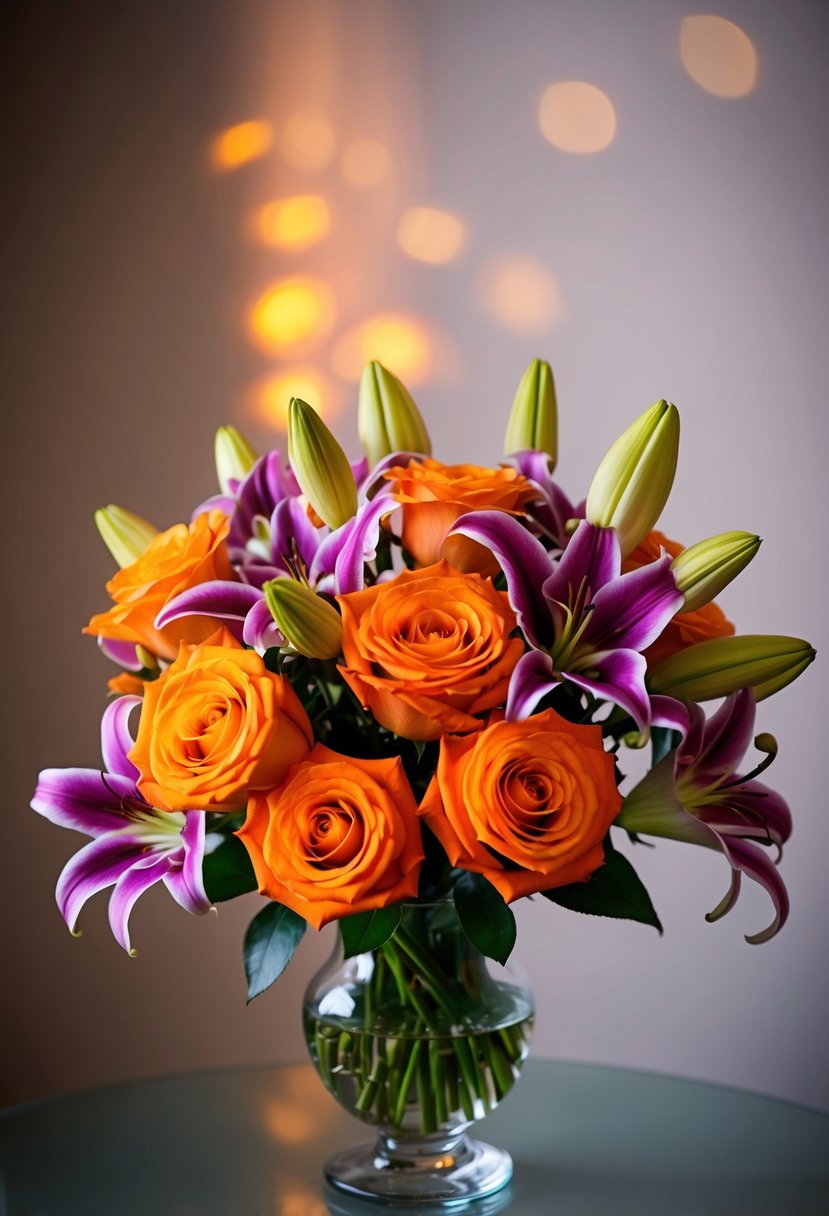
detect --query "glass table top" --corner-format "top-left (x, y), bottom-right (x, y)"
top-left (2, 1059), bottom-right (827, 1214)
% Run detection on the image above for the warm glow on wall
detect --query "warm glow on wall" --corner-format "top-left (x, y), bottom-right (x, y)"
top-left (280, 109), bottom-right (336, 170)
top-left (538, 81), bottom-right (616, 154)
top-left (332, 313), bottom-right (431, 384)
top-left (248, 278), bottom-right (336, 353)
top-left (340, 139), bottom-right (392, 187)
top-left (679, 15), bottom-right (758, 98)
top-left (480, 256), bottom-right (561, 334)
top-left (279, 1184), bottom-right (327, 1216)
top-left (255, 195), bottom-right (330, 251)
top-left (397, 207), bottom-right (466, 264)
top-left (211, 120), bottom-right (273, 170)
top-left (250, 367), bottom-right (335, 431)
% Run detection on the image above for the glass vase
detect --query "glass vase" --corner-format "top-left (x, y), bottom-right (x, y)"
top-left (303, 900), bottom-right (534, 1205)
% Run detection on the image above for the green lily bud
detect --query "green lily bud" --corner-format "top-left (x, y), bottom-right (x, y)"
top-left (648, 635), bottom-right (815, 702)
top-left (214, 425), bottom-right (258, 495)
top-left (586, 399), bottom-right (680, 557)
top-left (503, 358), bottom-right (558, 466)
top-left (263, 579), bottom-right (343, 660)
top-left (672, 531), bottom-right (761, 613)
top-left (287, 397), bottom-right (358, 529)
top-left (94, 505), bottom-right (158, 568)
top-left (357, 360), bottom-right (432, 468)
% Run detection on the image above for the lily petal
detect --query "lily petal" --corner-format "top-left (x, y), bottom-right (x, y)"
top-left (269, 496), bottom-right (322, 576)
top-left (163, 812), bottom-right (212, 915)
top-left (109, 852), bottom-right (174, 954)
top-left (693, 688), bottom-right (756, 785)
top-left (55, 832), bottom-right (146, 934)
top-left (712, 834), bottom-right (790, 944)
top-left (650, 695), bottom-right (691, 738)
top-left (506, 650), bottom-right (559, 720)
top-left (544, 520), bottom-right (620, 606)
top-left (450, 511), bottom-right (555, 650)
top-left (155, 580), bottom-right (261, 629)
top-left (242, 597), bottom-right (283, 653)
top-left (100, 696), bottom-right (142, 782)
top-left (568, 649), bottom-right (651, 736)
top-left (585, 554), bottom-right (683, 653)
top-left (32, 768), bottom-right (138, 837)
top-left (98, 637), bottom-right (142, 671)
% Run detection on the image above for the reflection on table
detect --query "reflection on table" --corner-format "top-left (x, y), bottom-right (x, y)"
top-left (2, 1060), bottom-right (827, 1214)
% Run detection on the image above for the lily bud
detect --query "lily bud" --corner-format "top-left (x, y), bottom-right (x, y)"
top-left (287, 397), bottom-right (358, 529)
top-left (263, 579), bottom-right (343, 660)
top-left (94, 505), bottom-right (158, 568)
top-left (358, 360), bottom-right (432, 468)
top-left (214, 425), bottom-right (258, 495)
top-left (648, 634), bottom-right (815, 702)
top-left (586, 400), bottom-right (680, 557)
top-left (503, 358), bottom-right (558, 466)
top-left (672, 531), bottom-right (761, 613)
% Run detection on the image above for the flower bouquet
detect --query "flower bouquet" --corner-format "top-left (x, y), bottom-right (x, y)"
top-left (32, 360), bottom-right (814, 1204)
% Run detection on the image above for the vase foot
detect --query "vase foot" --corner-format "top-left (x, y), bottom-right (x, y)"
top-left (323, 1132), bottom-right (513, 1207)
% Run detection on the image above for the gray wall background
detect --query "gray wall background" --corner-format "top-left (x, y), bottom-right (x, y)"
top-left (2, 0), bottom-right (827, 1110)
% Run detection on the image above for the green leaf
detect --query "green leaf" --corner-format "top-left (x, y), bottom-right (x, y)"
top-left (243, 902), bottom-right (306, 1002)
top-left (541, 845), bottom-right (663, 933)
top-left (203, 836), bottom-right (257, 903)
top-left (340, 904), bottom-right (402, 958)
top-left (651, 726), bottom-right (680, 766)
top-left (454, 872), bottom-right (517, 965)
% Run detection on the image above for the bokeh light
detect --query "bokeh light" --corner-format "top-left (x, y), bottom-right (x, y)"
top-left (538, 81), bottom-right (617, 154)
top-left (397, 206), bottom-right (466, 264)
top-left (248, 277), bottom-right (336, 354)
top-left (255, 195), bottom-right (330, 251)
top-left (340, 138), bottom-right (392, 187)
top-left (480, 255), bottom-right (562, 334)
top-left (210, 120), bottom-right (273, 170)
top-left (280, 109), bottom-right (336, 170)
top-left (679, 15), bottom-right (758, 98)
top-left (332, 313), bottom-right (432, 384)
top-left (249, 366), bottom-right (336, 431)
top-left (279, 1183), bottom-right (327, 1216)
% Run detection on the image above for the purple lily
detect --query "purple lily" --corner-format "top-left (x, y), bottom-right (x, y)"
top-left (159, 485), bottom-right (402, 653)
top-left (618, 689), bottom-right (792, 944)
top-left (31, 697), bottom-right (213, 954)
top-left (450, 511), bottom-right (683, 734)
top-left (504, 450), bottom-right (583, 548)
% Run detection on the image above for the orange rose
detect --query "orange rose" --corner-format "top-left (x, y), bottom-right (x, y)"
top-left (84, 509), bottom-right (235, 662)
top-left (337, 561), bottom-right (524, 741)
top-left (238, 744), bottom-right (423, 929)
top-left (130, 628), bottom-right (313, 812)
top-left (419, 709), bottom-right (621, 902)
top-left (384, 458), bottom-right (538, 574)
top-left (107, 672), bottom-right (145, 697)
top-left (623, 530), bottom-right (735, 667)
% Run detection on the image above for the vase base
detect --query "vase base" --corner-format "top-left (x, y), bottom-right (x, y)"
top-left (324, 1133), bottom-right (513, 1207)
